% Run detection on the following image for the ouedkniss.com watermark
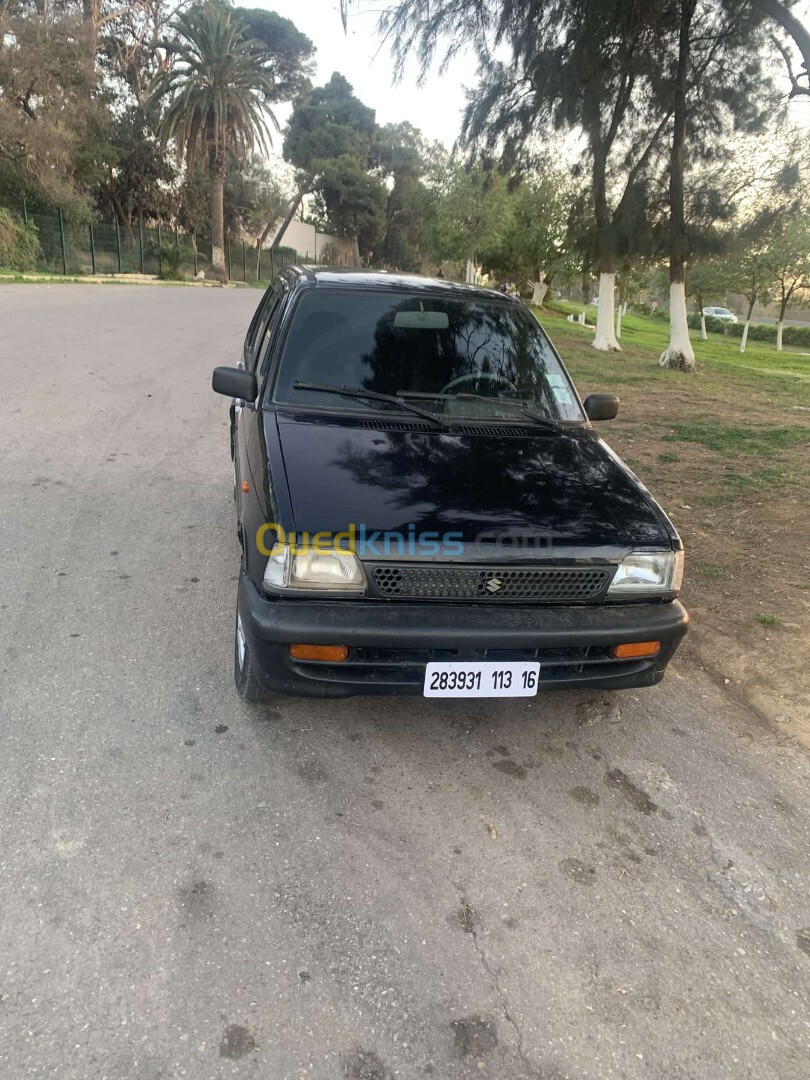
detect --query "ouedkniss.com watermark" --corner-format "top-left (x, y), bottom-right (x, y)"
top-left (256, 523), bottom-right (556, 559)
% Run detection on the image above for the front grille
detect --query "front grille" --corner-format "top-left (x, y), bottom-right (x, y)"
top-left (369, 564), bottom-right (612, 603)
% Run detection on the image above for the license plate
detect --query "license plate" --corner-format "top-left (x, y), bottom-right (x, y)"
top-left (423, 661), bottom-right (540, 698)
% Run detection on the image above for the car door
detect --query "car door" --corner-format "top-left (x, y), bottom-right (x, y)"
top-left (234, 279), bottom-right (287, 525)
top-left (229, 285), bottom-right (272, 462)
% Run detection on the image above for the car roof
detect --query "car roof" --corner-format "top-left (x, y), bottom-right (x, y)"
top-left (288, 265), bottom-right (514, 303)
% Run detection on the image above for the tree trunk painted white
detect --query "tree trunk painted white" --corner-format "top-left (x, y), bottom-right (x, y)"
top-left (592, 272), bottom-right (621, 351)
top-left (622, 301), bottom-right (628, 316)
top-left (659, 281), bottom-right (695, 371)
top-left (740, 320), bottom-right (750, 353)
top-left (530, 279), bottom-right (549, 306)
top-left (776, 320), bottom-right (784, 351)
top-left (615, 302), bottom-right (622, 339)
top-left (465, 259), bottom-right (476, 284)
top-left (700, 314), bottom-right (707, 340)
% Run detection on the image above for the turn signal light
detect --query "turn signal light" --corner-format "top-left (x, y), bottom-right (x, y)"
top-left (613, 641), bottom-right (661, 659)
top-left (289, 643), bottom-right (349, 662)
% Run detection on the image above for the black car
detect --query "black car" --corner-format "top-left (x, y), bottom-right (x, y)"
top-left (213, 268), bottom-right (687, 702)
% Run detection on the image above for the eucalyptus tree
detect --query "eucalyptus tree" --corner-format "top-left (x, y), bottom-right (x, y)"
top-left (477, 168), bottom-right (580, 304)
top-left (657, 0), bottom-right (697, 370)
top-left (734, 249), bottom-right (779, 353)
top-left (428, 164), bottom-right (514, 281)
top-left (707, 128), bottom-right (810, 350)
top-left (656, 0), bottom-right (781, 371)
top-left (148, 1), bottom-right (279, 280)
top-left (751, 0), bottom-right (810, 95)
top-left (0, 0), bottom-right (103, 214)
top-left (769, 214), bottom-right (810, 349)
top-left (100, 0), bottom-right (183, 105)
top-left (342, 0), bottom-right (810, 89)
top-left (379, 0), bottom-right (672, 352)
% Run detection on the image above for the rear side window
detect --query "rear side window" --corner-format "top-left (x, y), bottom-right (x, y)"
top-left (245, 285), bottom-right (282, 370)
top-left (245, 288), bottom-right (273, 351)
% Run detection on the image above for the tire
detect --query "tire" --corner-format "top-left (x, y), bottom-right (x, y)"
top-left (234, 579), bottom-right (273, 702)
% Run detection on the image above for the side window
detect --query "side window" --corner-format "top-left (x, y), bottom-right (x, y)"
top-left (246, 286), bottom-right (284, 372)
top-left (257, 283), bottom-right (289, 374)
top-left (244, 288), bottom-right (272, 350)
top-left (242, 284), bottom-right (277, 369)
top-left (253, 292), bottom-right (282, 365)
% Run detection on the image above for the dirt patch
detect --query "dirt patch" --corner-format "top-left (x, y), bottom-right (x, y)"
top-left (546, 312), bottom-right (810, 746)
top-left (627, 429), bottom-right (808, 745)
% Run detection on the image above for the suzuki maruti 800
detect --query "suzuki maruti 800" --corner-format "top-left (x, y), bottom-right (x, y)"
top-left (212, 269), bottom-right (687, 701)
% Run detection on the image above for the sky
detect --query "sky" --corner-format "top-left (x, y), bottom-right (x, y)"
top-left (235, 0), bottom-right (478, 150)
top-left (237, 0), bottom-right (810, 160)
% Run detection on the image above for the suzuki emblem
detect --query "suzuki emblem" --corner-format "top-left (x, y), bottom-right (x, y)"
top-left (485, 577), bottom-right (502, 594)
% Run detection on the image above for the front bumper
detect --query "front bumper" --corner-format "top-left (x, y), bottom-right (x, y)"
top-left (238, 576), bottom-right (688, 698)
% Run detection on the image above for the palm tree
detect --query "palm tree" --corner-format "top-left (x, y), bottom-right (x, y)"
top-left (149, 2), bottom-right (277, 281)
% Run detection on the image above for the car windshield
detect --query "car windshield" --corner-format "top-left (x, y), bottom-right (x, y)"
top-left (273, 288), bottom-right (585, 423)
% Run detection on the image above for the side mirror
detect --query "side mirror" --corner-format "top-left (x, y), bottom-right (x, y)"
top-left (212, 366), bottom-right (257, 402)
top-left (583, 393), bottom-right (619, 421)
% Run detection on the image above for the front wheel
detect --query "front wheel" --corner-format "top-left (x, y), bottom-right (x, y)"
top-left (234, 581), bottom-right (273, 701)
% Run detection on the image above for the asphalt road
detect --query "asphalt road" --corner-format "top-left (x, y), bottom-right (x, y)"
top-left (1, 283), bottom-right (809, 1080)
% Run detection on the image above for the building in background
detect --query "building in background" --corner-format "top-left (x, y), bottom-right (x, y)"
top-left (274, 219), bottom-right (355, 265)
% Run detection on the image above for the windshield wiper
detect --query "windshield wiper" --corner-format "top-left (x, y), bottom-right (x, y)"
top-left (292, 382), bottom-right (447, 428)
top-left (398, 391), bottom-right (562, 432)
top-left (516, 407), bottom-right (563, 432)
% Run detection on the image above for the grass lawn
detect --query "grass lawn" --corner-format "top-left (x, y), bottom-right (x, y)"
top-left (536, 300), bottom-right (810, 737)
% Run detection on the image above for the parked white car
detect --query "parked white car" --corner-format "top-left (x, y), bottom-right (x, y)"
top-left (701, 306), bottom-right (738, 323)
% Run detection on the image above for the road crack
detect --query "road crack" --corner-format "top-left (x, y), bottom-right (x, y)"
top-left (460, 900), bottom-right (540, 1078)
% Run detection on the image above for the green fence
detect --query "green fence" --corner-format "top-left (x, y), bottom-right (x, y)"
top-left (18, 204), bottom-right (308, 282)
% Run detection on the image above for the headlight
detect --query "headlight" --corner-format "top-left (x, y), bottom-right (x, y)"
top-left (607, 550), bottom-right (683, 597)
top-left (262, 546), bottom-right (365, 594)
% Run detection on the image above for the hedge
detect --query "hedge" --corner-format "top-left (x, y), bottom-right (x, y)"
top-left (684, 311), bottom-right (810, 348)
top-left (725, 321), bottom-right (810, 347)
top-left (724, 321), bottom-right (774, 341)
top-left (782, 325), bottom-right (810, 347)
top-left (0, 208), bottom-right (41, 271)
top-left (687, 313), bottom-right (729, 334)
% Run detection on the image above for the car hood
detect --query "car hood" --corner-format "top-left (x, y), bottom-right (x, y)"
top-left (272, 413), bottom-right (671, 553)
